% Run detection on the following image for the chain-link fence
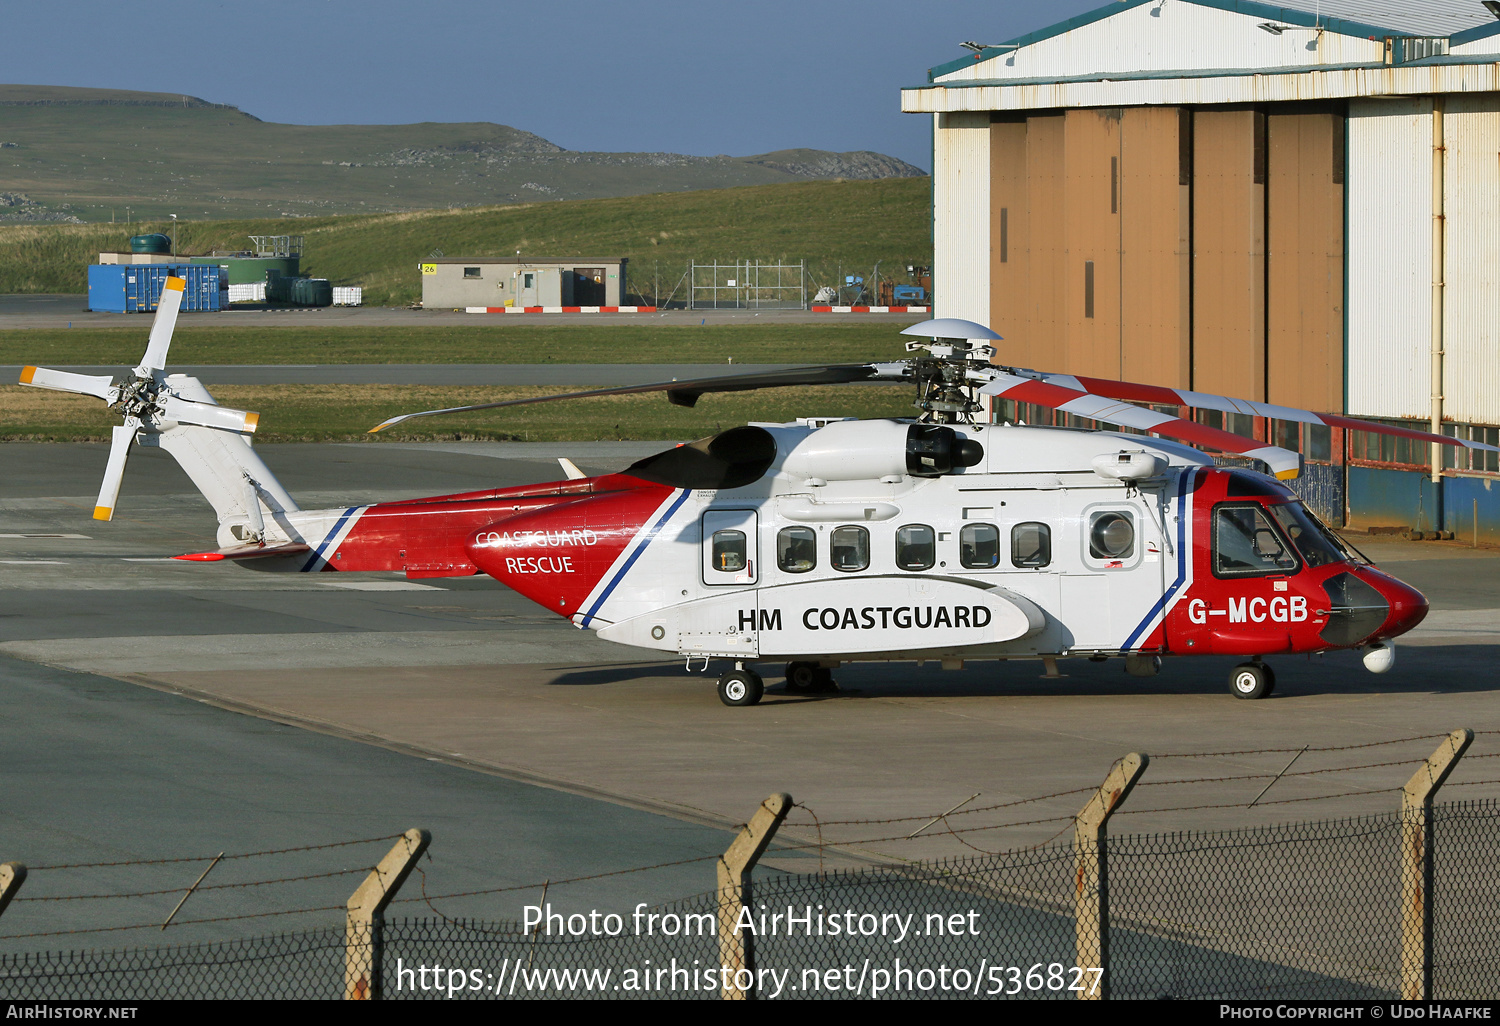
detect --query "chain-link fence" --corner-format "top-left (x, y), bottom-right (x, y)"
top-left (4, 799), bottom-right (1497, 1000)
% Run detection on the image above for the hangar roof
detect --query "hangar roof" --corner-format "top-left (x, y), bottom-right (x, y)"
top-left (928, 0), bottom-right (1500, 83)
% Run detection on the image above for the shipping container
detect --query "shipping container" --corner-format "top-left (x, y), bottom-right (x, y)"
top-left (87, 264), bottom-right (227, 314)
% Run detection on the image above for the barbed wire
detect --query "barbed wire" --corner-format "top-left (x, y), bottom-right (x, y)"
top-left (13, 867), bottom-right (373, 903)
top-left (1136, 756), bottom-right (1427, 788)
top-left (27, 834), bottom-right (404, 872)
top-left (0, 904), bottom-right (347, 940)
top-left (1152, 733), bottom-right (1452, 759)
top-left (783, 785), bottom-right (1099, 829)
top-left (391, 853), bottom-right (723, 906)
top-left (1119, 786), bottom-right (1405, 816)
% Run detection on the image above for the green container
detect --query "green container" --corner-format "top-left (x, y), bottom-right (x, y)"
top-left (129, 233), bottom-right (172, 254)
top-left (291, 278), bottom-right (333, 307)
top-left (190, 255), bottom-right (299, 286)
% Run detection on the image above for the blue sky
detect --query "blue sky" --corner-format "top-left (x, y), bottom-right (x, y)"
top-left (8, 1), bottom-right (1099, 168)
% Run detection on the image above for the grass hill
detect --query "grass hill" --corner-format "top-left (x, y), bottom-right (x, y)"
top-left (0, 176), bottom-right (933, 306)
top-left (0, 84), bottom-right (924, 223)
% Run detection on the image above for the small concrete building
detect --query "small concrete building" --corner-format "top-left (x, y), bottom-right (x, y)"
top-left (421, 258), bottom-right (627, 309)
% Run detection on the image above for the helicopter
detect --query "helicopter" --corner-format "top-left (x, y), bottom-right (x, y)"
top-left (20, 276), bottom-right (1497, 706)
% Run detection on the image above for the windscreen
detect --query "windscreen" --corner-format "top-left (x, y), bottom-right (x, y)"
top-left (1269, 502), bottom-right (1346, 570)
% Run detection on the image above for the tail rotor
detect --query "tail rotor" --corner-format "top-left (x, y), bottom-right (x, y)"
top-left (18, 276), bottom-right (263, 521)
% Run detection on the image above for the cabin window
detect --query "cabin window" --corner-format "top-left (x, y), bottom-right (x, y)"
top-left (895, 524), bottom-right (936, 571)
top-left (710, 530), bottom-right (747, 573)
top-left (960, 523), bottom-right (1000, 569)
top-left (1213, 504), bottom-right (1300, 578)
top-left (777, 526), bottom-right (817, 573)
top-left (1088, 511), bottom-right (1136, 561)
top-left (830, 525), bottom-right (870, 573)
top-left (1011, 522), bottom-right (1051, 568)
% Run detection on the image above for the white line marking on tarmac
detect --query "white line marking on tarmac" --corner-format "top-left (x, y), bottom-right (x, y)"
top-left (320, 580), bottom-right (442, 591)
top-left (0, 533), bottom-right (91, 539)
top-left (0, 559), bottom-right (68, 564)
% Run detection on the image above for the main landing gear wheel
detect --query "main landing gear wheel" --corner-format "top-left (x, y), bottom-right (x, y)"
top-left (718, 669), bottom-right (764, 707)
top-left (1229, 662), bottom-right (1275, 700)
top-left (784, 661), bottom-right (838, 693)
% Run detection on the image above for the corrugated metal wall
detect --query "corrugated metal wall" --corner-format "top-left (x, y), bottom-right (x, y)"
top-left (987, 109), bottom-right (1190, 384)
top-left (1192, 110), bottom-right (1266, 401)
top-left (989, 118), bottom-right (1031, 363)
top-left (933, 112), bottom-right (991, 324)
top-left (1442, 95), bottom-right (1500, 426)
top-left (1064, 109), bottom-right (1123, 379)
top-left (1346, 97), bottom-right (1433, 419)
top-left (1025, 116), bottom-right (1067, 366)
top-left (1121, 107), bottom-right (1192, 389)
top-left (1267, 113), bottom-right (1344, 414)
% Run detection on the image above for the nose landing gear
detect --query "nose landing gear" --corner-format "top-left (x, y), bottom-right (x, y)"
top-left (1229, 660), bottom-right (1276, 699)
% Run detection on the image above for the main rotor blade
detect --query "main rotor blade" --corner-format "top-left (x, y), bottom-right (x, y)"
top-left (367, 364), bottom-right (884, 433)
top-left (980, 372), bottom-right (1302, 478)
top-left (136, 276), bottom-right (186, 376)
top-left (1023, 372), bottom-right (1500, 454)
top-left (94, 423), bottom-right (135, 521)
top-left (18, 366), bottom-right (116, 401)
top-left (159, 395), bottom-right (260, 434)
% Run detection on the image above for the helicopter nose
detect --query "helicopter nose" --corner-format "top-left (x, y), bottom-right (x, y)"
top-left (1359, 567), bottom-right (1429, 639)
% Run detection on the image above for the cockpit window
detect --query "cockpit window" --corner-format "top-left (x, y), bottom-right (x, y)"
top-left (1214, 504), bottom-right (1300, 578)
top-left (1268, 503), bottom-right (1345, 569)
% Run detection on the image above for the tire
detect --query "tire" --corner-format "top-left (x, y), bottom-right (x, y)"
top-left (718, 670), bottom-right (764, 707)
top-left (1229, 663), bottom-right (1272, 700)
top-left (784, 661), bottom-right (819, 692)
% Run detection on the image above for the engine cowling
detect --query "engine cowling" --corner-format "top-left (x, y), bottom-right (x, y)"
top-left (782, 421), bottom-right (983, 482)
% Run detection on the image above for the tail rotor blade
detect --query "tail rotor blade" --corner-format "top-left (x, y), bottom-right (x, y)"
top-left (94, 423), bottom-right (135, 522)
top-left (19, 366), bottom-right (116, 401)
top-left (136, 276), bottom-right (186, 376)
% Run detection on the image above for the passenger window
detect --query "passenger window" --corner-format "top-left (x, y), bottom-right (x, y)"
top-left (830, 525), bottom-right (870, 573)
top-left (960, 523), bottom-right (1000, 569)
top-left (1011, 522), bottom-right (1051, 568)
top-left (777, 526), bottom-right (817, 574)
top-left (1214, 505), bottom-right (1300, 578)
top-left (895, 524), bottom-right (936, 571)
top-left (1089, 511), bottom-right (1136, 561)
top-left (710, 530), bottom-right (747, 573)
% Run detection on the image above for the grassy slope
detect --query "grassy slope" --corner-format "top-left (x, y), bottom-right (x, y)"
top-left (0, 323), bottom-right (911, 366)
top-left (0, 87), bottom-right (919, 221)
top-left (0, 177), bottom-right (932, 305)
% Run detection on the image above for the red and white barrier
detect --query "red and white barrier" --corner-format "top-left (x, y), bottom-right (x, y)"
top-left (810, 306), bottom-right (929, 313)
top-left (464, 306), bottom-right (657, 314)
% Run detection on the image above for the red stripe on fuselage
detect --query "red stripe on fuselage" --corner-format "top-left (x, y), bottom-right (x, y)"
top-left (330, 473), bottom-right (652, 575)
top-left (466, 481), bottom-right (677, 619)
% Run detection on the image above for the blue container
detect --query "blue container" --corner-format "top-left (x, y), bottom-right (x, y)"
top-left (88, 264), bottom-right (226, 314)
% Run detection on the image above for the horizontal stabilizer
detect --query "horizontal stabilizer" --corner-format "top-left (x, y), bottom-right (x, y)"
top-left (175, 541), bottom-right (312, 562)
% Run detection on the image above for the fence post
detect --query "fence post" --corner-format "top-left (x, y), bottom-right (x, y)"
top-left (717, 792), bottom-right (792, 1001)
top-left (1400, 728), bottom-right (1472, 1001)
top-left (0, 863), bottom-right (26, 918)
top-left (1074, 752), bottom-right (1148, 1001)
top-left (345, 828), bottom-right (431, 1001)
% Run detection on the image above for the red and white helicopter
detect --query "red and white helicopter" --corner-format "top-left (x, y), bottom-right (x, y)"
top-left (22, 276), bottom-right (1496, 706)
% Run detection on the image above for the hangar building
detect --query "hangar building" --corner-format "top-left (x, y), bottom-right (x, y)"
top-left (421, 258), bottom-right (627, 310)
top-left (903, 0), bottom-right (1500, 539)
